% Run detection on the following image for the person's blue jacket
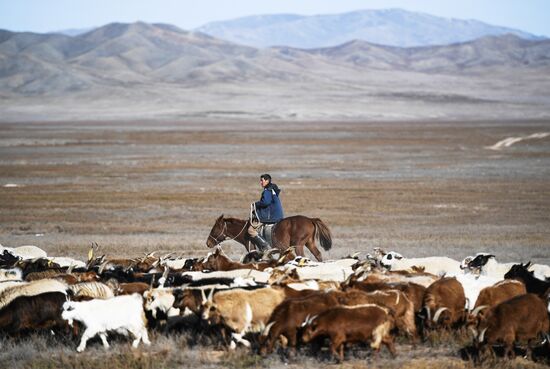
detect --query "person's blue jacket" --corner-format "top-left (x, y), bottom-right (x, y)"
top-left (255, 183), bottom-right (284, 223)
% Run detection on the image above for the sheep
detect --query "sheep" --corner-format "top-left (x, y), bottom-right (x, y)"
top-left (0, 268), bottom-right (23, 282)
top-left (61, 293), bottom-right (151, 352)
top-left (0, 279), bottom-right (68, 310)
top-left (466, 253), bottom-right (550, 280)
top-left (448, 273), bottom-right (502, 311)
top-left (46, 257), bottom-right (86, 269)
top-left (181, 269), bottom-right (270, 284)
top-left (0, 244), bottom-right (47, 259)
top-left (379, 251), bottom-right (463, 276)
top-left (69, 282), bottom-right (115, 300)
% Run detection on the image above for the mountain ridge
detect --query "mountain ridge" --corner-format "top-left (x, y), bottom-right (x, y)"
top-left (1, 22), bottom-right (550, 95)
top-left (195, 8), bottom-right (544, 48)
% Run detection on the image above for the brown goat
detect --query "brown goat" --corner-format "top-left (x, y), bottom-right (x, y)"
top-left (260, 288), bottom-right (414, 356)
top-left (25, 270), bottom-right (98, 284)
top-left (468, 279), bottom-right (526, 324)
top-left (474, 293), bottom-right (549, 360)
top-left (0, 292), bottom-right (69, 335)
top-left (345, 288), bottom-right (417, 338)
top-left (259, 290), bottom-right (340, 355)
top-left (116, 282), bottom-right (150, 295)
top-left (346, 281), bottom-right (426, 313)
top-left (301, 304), bottom-right (396, 362)
top-left (422, 277), bottom-right (466, 330)
top-left (194, 247), bottom-right (272, 272)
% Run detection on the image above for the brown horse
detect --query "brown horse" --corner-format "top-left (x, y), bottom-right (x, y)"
top-left (206, 214), bottom-right (332, 261)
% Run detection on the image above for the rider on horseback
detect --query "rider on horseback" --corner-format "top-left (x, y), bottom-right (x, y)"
top-left (248, 174), bottom-right (284, 251)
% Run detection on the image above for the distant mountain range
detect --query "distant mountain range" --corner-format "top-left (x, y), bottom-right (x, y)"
top-left (1, 21), bottom-right (549, 96)
top-left (1, 20), bottom-right (550, 121)
top-left (195, 8), bottom-right (544, 48)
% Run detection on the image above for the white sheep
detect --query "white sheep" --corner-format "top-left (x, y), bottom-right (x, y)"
top-left (380, 251), bottom-right (462, 276)
top-left (0, 244), bottom-right (47, 259)
top-left (464, 253), bottom-right (550, 280)
top-left (62, 294), bottom-right (151, 352)
top-left (449, 272), bottom-right (502, 310)
top-left (46, 256), bottom-right (86, 268)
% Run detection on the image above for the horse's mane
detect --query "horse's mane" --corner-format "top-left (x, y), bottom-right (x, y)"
top-left (224, 217), bottom-right (247, 224)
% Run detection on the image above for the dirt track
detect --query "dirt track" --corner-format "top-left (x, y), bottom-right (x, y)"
top-left (1, 119), bottom-right (549, 264)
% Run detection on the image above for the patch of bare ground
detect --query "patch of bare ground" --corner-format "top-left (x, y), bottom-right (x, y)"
top-left (1, 119), bottom-right (549, 263)
top-left (2, 329), bottom-right (549, 369)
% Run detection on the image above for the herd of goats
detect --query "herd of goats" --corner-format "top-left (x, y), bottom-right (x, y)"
top-left (1, 242), bottom-right (550, 364)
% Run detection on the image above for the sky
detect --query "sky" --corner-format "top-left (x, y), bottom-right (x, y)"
top-left (0, 0), bottom-right (549, 37)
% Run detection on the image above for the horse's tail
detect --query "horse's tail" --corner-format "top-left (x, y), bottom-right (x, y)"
top-left (312, 218), bottom-right (332, 251)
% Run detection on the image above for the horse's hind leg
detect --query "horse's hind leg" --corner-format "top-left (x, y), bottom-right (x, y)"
top-left (306, 240), bottom-right (323, 262)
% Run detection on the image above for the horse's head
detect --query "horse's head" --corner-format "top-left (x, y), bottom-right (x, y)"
top-left (206, 214), bottom-right (226, 248)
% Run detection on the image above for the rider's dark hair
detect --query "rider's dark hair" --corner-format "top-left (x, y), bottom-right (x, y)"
top-left (260, 174), bottom-right (272, 183)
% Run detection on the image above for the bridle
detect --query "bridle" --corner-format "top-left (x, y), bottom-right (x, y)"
top-left (208, 219), bottom-right (248, 246)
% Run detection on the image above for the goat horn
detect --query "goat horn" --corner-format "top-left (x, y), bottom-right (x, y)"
top-left (433, 307), bottom-right (448, 323)
top-left (301, 314), bottom-right (311, 327)
top-left (262, 321), bottom-right (276, 337)
top-left (469, 327), bottom-right (478, 340)
top-left (88, 245), bottom-right (94, 261)
top-left (424, 306), bottom-right (431, 321)
top-left (98, 260), bottom-right (109, 274)
top-left (201, 288), bottom-right (207, 304)
top-left (471, 305), bottom-right (488, 317)
top-left (207, 288), bottom-right (214, 302)
top-left (478, 327), bottom-right (488, 343)
top-left (162, 265), bottom-right (170, 279)
top-left (67, 263), bottom-right (75, 274)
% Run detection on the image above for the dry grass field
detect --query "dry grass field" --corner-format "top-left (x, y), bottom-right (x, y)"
top-left (0, 119), bottom-right (549, 368)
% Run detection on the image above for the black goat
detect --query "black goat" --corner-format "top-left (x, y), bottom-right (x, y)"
top-left (504, 262), bottom-right (550, 297)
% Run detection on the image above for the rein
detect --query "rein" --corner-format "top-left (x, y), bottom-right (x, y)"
top-left (209, 219), bottom-right (248, 246)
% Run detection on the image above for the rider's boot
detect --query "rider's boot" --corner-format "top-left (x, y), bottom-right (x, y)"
top-left (251, 235), bottom-right (270, 252)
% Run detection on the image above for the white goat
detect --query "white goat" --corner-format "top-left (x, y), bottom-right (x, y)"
top-left (62, 294), bottom-right (151, 352)
top-left (143, 288), bottom-right (180, 318)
